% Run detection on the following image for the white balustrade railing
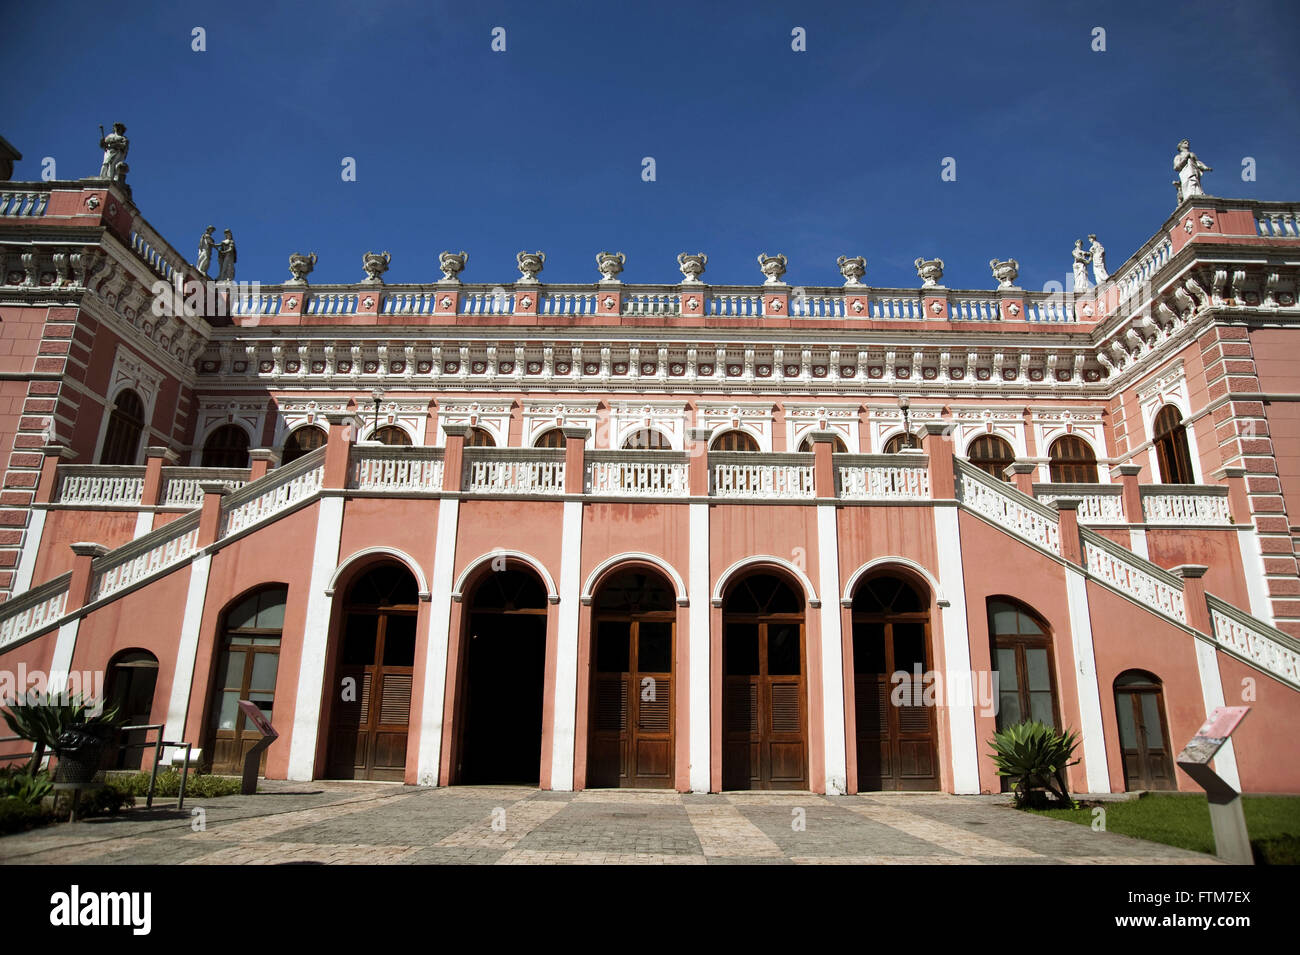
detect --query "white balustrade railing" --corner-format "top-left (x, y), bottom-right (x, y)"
top-left (1208, 597), bottom-right (1300, 690)
top-left (129, 220), bottom-right (190, 284)
top-left (1115, 236), bottom-right (1173, 303)
top-left (160, 468), bottom-right (250, 508)
top-left (837, 456), bottom-right (930, 499)
top-left (1255, 209), bottom-right (1300, 238)
top-left (221, 450), bottom-right (326, 536)
top-left (622, 292), bottom-right (680, 316)
top-left (350, 447), bottom-right (445, 491)
top-left (711, 453), bottom-right (814, 499)
top-left (949, 297), bottom-right (1000, 321)
top-left (1082, 532), bottom-right (1185, 623)
top-left (869, 295), bottom-right (925, 320)
top-left (0, 575), bottom-right (70, 649)
top-left (1035, 484), bottom-right (1127, 524)
top-left (1141, 487), bottom-right (1232, 525)
top-left (54, 467), bottom-right (146, 506)
top-left (229, 290), bottom-right (281, 316)
top-left (92, 513), bottom-right (201, 601)
top-left (586, 453), bottom-right (690, 496)
top-left (1021, 297), bottom-right (1076, 323)
top-left (0, 189), bottom-right (49, 217)
top-left (708, 294), bottom-right (764, 317)
top-left (459, 290), bottom-right (514, 315)
top-left (306, 292), bottom-right (358, 316)
top-left (464, 452), bottom-right (566, 494)
top-left (383, 291), bottom-right (439, 316)
top-left (955, 461), bottom-right (1060, 554)
top-left (790, 295), bottom-right (845, 318)
top-left (540, 292), bottom-right (598, 315)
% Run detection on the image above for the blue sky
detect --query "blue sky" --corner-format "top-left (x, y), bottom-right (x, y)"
top-left (6, 0), bottom-right (1299, 291)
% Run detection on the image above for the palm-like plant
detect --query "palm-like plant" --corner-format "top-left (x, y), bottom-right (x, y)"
top-left (988, 720), bottom-right (1080, 809)
top-left (2, 693), bottom-right (121, 776)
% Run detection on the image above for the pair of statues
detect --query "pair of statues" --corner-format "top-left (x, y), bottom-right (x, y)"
top-left (1071, 235), bottom-right (1109, 289)
top-left (197, 226), bottom-right (237, 281)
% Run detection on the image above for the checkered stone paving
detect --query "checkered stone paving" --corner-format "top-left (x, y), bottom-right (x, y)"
top-left (0, 781), bottom-right (1220, 865)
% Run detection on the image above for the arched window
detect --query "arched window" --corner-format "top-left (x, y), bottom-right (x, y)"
top-left (465, 426), bottom-right (495, 447)
top-left (201, 424), bottom-right (251, 468)
top-left (533, 428), bottom-right (566, 449)
top-left (206, 586), bottom-right (287, 775)
top-left (1153, 405), bottom-right (1194, 484)
top-left (968, 435), bottom-right (1015, 481)
top-left (1048, 435), bottom-right (1098, 483)
top-left (371, 425), bottom-right (412, 446)
top-left (281, 425), bottom-right (327, 465)
top-left (623, 428), bottom-right (672, 450)
top-left (1114, 670), bottom-right (1175, 791)
top-left (798, 434), bottom-right (848, 453)
top-left (987, 599), bottom-right (1059, 730)
top-left (882, 432), bottom-right (918, 454)
top-left (710, 430), bottom-right (759, 452)
top-left (99, 389), bottom-right (145, 465)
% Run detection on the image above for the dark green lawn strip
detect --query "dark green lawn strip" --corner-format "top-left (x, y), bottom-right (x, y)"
top-left (1029, 794), bottom-right (1300, 856)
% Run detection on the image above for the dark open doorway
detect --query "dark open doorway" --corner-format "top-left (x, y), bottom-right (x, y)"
top-left (456, 568), bottom-right (548, 784)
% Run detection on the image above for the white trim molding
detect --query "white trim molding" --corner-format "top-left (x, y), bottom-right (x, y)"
top-left (326, 546), bottom-right (430, 598)
top-left (452, 549), bottom-right (559, 603)
top-left (840, 556), bottom-right (947, 608)
top-left (581, 552), bottom-right (688, 606)
top-left (711, 555), bottom-right (819, 608)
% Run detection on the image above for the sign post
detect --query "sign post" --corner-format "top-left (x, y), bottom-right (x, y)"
top-left (236, 700), bottom-right (279, 796)
top-left (1175, 706), bottom-right (1252, 865)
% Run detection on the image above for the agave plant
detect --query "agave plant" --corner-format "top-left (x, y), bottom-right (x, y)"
top-left (988, 720), bottom-right (1080, 809)
top-left (1, 693), bottom-right (122, 776)
top-left (0, 766), bottom-right (53, 805)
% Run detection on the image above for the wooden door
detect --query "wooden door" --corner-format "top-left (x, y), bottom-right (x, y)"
top-left (589, 618), bottom-right (674, 788)
top-left (327, 609), bottom-right (416, 781)
top-left (723, 620), bottom-right (807, 790)
top-left (209, 645), bottom-right (280, 775)
top-left (1116, 680), bottom-right (1175, 791)
top-left (853, 619), bottom-right (940, 791)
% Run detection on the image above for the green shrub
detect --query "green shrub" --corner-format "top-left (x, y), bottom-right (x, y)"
top-left (106, 769), bottom-right (242, 799)
top-left (1252, 835), bottom-right (1300, 866)
top-left (0, 796), bottom-right (53, 834)
top-left (988, 720), bottom-right (1080, 809)
top-left (1, 693), bottom-right (122, 775)
top-left (0, 767), bottom-right (53, 805)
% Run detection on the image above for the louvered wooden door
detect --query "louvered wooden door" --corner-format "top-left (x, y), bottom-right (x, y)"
top-left (327, 610), bottom-right (416, 781)
top-left (723, 621), bottom-right (807, 790)
top-left (853, 619), bottom-right (939, 791)
top-left (589, 618), bottom-right (674, 788)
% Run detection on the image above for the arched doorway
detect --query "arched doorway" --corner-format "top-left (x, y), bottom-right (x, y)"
top-left (1153, 405), bottom-right (1195, 484)
top-left (851, 572), bottom-right (940, 791)
top-left (968, 434), bottom-right (1015, 481)
top-left (105, 650), bottom-right (158, 770)
top-left (587, 568), bottom-right (675, 788)
top-left (710, 430), bottom-right (759, 452)
top-left (325, 563), bottom-right (418, 781)
top-left (623, 428), bottom-right (672, 450)
top-left (1114, 670), bottom-right (1176, 791)
top-left (202, 424), bottom-right (251, 468)
top-left (883, 431), bottom-right (918, 453)
top-left (455, 566), bottom-right (548, 784)
top-left (721, 572), bottom-right (807, 790)
top-left (205, 586), bottom-right (287, 775)
top-left (534, 428), bottom-right (566, 449)
top-left (370, 425), bottom-right (412, 446)
top-left (1048, 435), bottom-right (1098, 483)
top-left (282, 425), bottom-right (326, 464)
top-left (464, 426), bottom-right (495, 447)
top-left (100, 389), bottom-right (145, 465)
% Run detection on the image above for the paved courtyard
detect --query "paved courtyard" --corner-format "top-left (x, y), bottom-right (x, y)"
top-left (0, 781), bottom-right (1218, 865)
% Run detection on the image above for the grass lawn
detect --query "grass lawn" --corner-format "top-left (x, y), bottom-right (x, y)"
top-left (1030, 793), bottom-right (1300, 859)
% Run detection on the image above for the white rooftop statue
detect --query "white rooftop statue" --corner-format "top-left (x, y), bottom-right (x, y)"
top-left (1174, 139), bottom-right (1212, 202)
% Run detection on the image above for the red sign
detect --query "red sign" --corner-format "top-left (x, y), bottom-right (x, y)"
top-left (237, 699), bottom-right (278, 740)
top-left (1176, 706), bottom-right (1249, 767)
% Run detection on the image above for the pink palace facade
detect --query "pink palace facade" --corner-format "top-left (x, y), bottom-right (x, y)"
top-left (0, 140), bottom-right (1298, 796)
